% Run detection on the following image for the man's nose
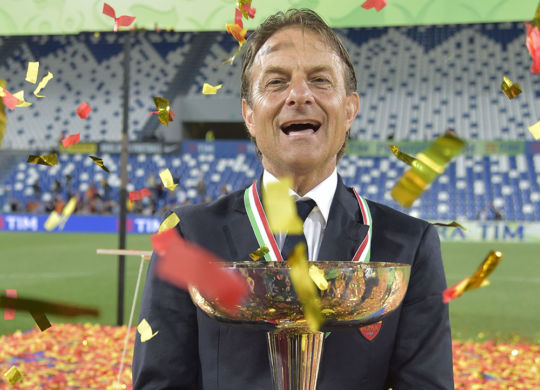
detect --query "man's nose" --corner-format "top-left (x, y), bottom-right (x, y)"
top-left (285, 78), bottom-right (313, 106)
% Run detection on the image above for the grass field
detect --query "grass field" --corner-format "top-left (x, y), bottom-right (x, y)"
top-left (1, 232), bottom-right (539, 343)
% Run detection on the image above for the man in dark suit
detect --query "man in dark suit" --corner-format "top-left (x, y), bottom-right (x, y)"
top-left (133, 8), bottom-right (453, 389)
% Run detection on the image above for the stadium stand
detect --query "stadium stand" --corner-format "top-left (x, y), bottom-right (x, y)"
top-left (1, 149), bottom-right (539, 221)
top-left (1, 23), bottom-right (539, 221)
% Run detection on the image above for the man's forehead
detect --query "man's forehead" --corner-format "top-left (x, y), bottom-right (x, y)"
top-left (257, 27), bottom-right (333, 58)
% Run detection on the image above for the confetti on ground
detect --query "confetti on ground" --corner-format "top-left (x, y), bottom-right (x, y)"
top-left (0, 324), bottom-right (538, 389)
top-left (102, 2), bottom-right (136, 32)
top-left (0, 324), bottom-right (135, 389)
top-left (76, 101), bottom-right (91, 119)
top-left (361, 0), bottom-right (387, 12)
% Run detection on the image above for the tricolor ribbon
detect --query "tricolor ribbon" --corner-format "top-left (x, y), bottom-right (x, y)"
top-left (244, 182), bottom-right (372, 262)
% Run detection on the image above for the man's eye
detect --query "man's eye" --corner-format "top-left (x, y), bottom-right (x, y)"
top-left (313, 77), bottom-right (329, 83)
top-left (267, 79), bottom-right (285, 86)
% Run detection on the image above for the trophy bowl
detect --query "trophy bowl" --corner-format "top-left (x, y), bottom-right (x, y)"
top-left (189, 261), bottom-right (410, 390)
top-left (189, 261), bottom-right (410, 329)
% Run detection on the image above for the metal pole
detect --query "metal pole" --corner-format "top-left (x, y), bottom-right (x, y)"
top-left (117, 29), bottom-right (132, 326)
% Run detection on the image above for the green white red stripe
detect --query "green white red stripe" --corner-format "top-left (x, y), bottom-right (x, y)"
top-left (244, 183), bottom-right (282, 261)
top-left (352, 188), bottom-right (372, 263)
top-left (244, 183), bottom-right (372, 262)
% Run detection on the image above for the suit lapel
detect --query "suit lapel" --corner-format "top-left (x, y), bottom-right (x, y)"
top-left (318, 177), bottom-right (369, 261)
top-left (222, 187), bottom-right (261, 262)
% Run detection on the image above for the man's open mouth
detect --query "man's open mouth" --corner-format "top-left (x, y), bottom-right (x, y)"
top-left (280, 121), bottom-right (321, 135)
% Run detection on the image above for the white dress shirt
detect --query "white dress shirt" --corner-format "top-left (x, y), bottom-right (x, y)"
top-left (262, 169), bottom-right (338, 260)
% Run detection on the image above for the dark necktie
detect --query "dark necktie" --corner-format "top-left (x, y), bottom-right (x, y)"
top-left (281, 198), bottom-right (316, 260)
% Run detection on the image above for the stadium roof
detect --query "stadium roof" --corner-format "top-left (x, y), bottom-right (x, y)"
top-left (0, 0), bottom-right (539, 36)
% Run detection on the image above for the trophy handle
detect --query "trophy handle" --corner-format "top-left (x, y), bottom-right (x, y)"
top-left (267, 328), bottom-right (324, 390)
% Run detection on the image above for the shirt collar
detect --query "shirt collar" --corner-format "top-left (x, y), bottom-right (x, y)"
top-left (262, 168), bottom-right (338, 224)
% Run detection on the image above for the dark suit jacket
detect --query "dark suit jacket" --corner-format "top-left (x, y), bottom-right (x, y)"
top-left (133, 177), bottom-right (454, 389)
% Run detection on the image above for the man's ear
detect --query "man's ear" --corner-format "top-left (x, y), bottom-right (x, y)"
top-left (344, 92), bottom-right (360, 131)
top-left (242, 98), bottom-right (256, 137)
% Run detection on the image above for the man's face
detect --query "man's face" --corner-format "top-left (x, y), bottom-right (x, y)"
top-left (242, 27), bottom-right (359, 178)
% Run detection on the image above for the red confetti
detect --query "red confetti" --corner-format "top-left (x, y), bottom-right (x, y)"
top-left (4, 289), bottom-right (17, 320)
top-left (241, 3), bottom-right (256, 18)
top-left (2, 89), bottom-right (20, 110)
top-left (61, 132), bottom-right (81, 148)
top-left (442, 279), bottom-right (469, 303)
top-left (235, 8), bottom-right (243, 29)
top-left (102, 2), bottom-right (136, 32)
top-left (226, 23), bottom-right (247, 44)
top-left (129, 188), bottom-right (151, 202)
top-left (151, 228), bottom-right (248, 311)
top-left (76, 101), bottom-right (92, 119)
top-left (361, 0), bottom-right (387, 12)
top-left (526, 23), bottom-right (540, 74)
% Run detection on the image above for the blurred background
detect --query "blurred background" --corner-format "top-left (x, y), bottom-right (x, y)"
top-left (1, 0), bottom-right (540, 387)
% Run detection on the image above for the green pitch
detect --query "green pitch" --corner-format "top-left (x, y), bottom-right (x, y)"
top-left (1, 232), bottom-right (539, 342)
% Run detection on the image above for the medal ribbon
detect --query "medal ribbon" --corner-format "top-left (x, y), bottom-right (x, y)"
top-left (244, 183), bottom-right (372, 262)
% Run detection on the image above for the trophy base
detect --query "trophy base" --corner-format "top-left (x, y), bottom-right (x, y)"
top-left (267, 328), bottom-right (324, 390)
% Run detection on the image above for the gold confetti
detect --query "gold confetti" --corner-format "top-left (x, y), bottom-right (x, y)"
top-left (288, 243), bottom-right (323, 332)
top-left (31, 311), bottom-right (52, 331)
top-left (33, 71), bottom-right (53, 97)
top-left (263, 178), bottom-right (303, 234)
top-left (152, 96), bottom-right (175, 126)
top-left (137, 318), bottom-right (159, 342)
top-left (158, 212), bottom-right (180, 233)
top-left (159, 168), bottom-right (177, 190)
top-left (44, 211), bottom-right (62, 231)
top-left (202, 83), bottom-right (223, 95)
top-left (27, 153), bottom-right (58, 166)
top-left (388, 145), bottom-right (417, 166)
top-left (308, 265), bottom-right (329, 290)
top-left (500, 76), bottom-right (522, 99)
top-left (443, 250), bottom-right (503, 303)
top-left (12, 90), bottom-right (32, 107)
top-left (433, 221), bottom-right (467, 230)
top-left (3, 366), bottom-right (23, 385)
top-left (249, 246), bottom-right (269, 261)
top-left (528, 120), bottom-right (540, 140)
top-left (533, 0), bottom-right (540, 28)
top-left (25, 61), bottom-right (39, 84)
top-left (89, 155), bottom-right (111, 173)
top-left (391, 130), bottom-right (465, 208)
top-left (62, 197), bottom-right (77, 217)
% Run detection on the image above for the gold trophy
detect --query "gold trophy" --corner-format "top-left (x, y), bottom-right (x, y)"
top-left (190, 261), bottom-right (410, 390)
